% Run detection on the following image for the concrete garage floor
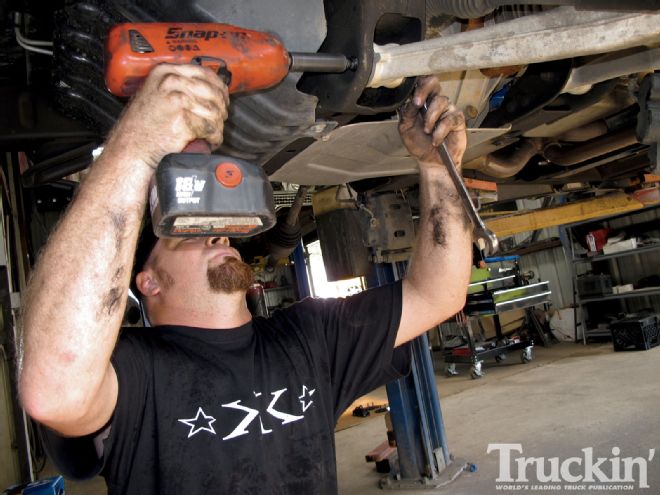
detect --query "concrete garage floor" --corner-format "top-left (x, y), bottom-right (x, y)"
top-left (54, 342), bottom-right (660, 494)
top-left (337, 342), bottom-right (660, 495)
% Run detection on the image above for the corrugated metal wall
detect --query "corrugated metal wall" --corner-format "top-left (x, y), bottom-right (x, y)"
top-left (513, 226), bottom-right (573, 310)
top-left (508, 203), bottom-right (660, 315)
top-left (589, 207), bottom-right (660, 314)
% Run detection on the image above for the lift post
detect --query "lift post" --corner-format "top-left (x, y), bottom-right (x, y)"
top-left (367, 262), bottom-right (473, 490)
top-left (292, 241), bottom-right (311, 299)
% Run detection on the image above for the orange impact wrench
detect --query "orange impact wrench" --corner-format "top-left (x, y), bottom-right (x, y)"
top-left (105, 23), bottom-right (356, 238)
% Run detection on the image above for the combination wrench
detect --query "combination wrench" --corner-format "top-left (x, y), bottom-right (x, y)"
top-left (416, 100), bottom-right (499, 255)
top-left (435, 142), bottom-right (499, 256)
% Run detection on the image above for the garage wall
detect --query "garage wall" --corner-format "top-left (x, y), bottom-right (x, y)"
top-left (590, 207), bottom-right (660, 314)
top-left (507, 205), bottom-right (660, 316)
top-left (509, 226), bottom-right (573, 311)
top-left (578, 208), bottom-right (660, 313)
top-left (0, 347), bottom-right (20, 489)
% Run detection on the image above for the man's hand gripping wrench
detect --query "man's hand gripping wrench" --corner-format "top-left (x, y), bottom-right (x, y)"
top-left (436, 142), bottom-right (499, 256)
top-left (416, 99), bottom-right (499, 255)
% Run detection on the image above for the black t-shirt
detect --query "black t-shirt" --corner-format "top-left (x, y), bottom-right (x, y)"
top-left (42, 281), bottom-right (410, 494)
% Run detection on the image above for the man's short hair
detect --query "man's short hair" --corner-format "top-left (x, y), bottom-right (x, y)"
top-left (130, 218), bottom-right (159, 299)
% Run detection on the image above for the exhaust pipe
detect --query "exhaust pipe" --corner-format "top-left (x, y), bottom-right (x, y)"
top-left (464, 138), bottom-right (543, 178)
top-left (266, 186), bottom-right (309, 267)
top-left (543, 128), bottom-right (638, 166)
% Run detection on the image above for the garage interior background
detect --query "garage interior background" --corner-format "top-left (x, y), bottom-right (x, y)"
top-left (2, 0), bottom-right (660, 492)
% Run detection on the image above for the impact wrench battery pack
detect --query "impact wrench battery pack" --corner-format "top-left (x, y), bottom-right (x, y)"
top-left (149, 153), bottom-right (276, 238)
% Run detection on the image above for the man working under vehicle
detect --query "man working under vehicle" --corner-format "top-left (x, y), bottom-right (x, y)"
top-left (18, 65), bottom-right (472, 494)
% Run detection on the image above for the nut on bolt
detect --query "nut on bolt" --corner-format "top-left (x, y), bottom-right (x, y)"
top-left (466, 105), bottom-right (479, 119)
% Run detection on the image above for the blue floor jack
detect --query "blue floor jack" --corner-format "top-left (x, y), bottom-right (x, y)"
top-left (3, 476), bottom-right (64, 495)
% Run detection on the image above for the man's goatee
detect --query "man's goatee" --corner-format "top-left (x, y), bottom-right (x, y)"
top-left (207, 257), bottom-right (254, 293)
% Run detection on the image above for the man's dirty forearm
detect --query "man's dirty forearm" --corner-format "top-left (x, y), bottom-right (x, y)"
top-left (409, 163), bottom-right (472, 281)
top-left (18, 65), bottom-right (230, 432)
top-left (19, 142), bottom-right (153, 425)
top-left (401, 164), bottom-right (473, 333)
top-left (416, 161), bottom-right (472, 244)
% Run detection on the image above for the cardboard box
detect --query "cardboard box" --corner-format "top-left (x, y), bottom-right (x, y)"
top-left (603, 238), bottom-right (637, 255)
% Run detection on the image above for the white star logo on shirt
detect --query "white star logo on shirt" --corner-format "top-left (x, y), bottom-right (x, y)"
top-left (178, 407), bottom-right (217, 438)
top-left (299, 385), bottom-right (316, 412)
